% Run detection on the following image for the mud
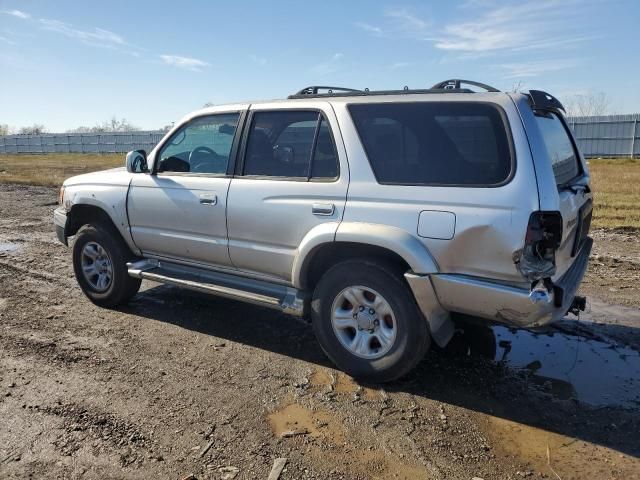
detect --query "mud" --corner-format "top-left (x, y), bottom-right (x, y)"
top-left (0, 183), bottom-right (639, 479)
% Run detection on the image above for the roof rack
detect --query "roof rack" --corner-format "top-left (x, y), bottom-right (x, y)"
top-left (430, 79), bottom-right (500, 92)
top-left (294, 86), bottom-right (363, 96)
top-left (287, 79), bottom-right (501, 99)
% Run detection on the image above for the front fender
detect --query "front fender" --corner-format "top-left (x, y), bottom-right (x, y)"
top-left (64, 184), bottom-right (139, 254)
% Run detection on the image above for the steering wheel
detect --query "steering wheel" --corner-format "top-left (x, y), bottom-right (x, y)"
top-left (189, 146), bottom-right (224, 173)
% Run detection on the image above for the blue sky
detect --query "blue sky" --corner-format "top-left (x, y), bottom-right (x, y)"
top-left (1, 0), bottom-right (638, 132)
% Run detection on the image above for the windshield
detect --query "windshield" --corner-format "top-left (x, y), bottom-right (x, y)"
top-left (535, 112), bottom-right (581, 186)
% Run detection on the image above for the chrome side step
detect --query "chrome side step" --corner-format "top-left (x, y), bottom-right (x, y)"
top-left (127, 259), bottom-right (307, 316)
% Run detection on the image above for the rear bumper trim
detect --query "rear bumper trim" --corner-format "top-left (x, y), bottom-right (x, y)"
top-left (426, 237), bottom-right (592, 328)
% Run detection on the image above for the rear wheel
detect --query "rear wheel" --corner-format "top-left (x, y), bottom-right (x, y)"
top-left (311, 259), bottom-right (430, 382)
top-left (72, 223), bottom-right (141, 307)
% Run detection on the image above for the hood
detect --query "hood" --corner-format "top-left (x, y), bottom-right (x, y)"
top-left (63, 167), bottom-right (132, 187)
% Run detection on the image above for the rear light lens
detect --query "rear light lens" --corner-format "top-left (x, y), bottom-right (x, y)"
top-left (525, 211), bottom-right (563, 250)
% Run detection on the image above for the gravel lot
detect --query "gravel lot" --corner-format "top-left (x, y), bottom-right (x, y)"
top-left (0, 183), bottom-right (638, 480)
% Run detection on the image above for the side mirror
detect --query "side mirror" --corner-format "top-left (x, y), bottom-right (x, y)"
top-left (126, 150), bottom-right (148, 173)
top-left (273, 145), bottom-right (294, 164)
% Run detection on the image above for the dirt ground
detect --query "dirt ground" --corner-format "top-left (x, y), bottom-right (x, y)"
top-left (0, 183), bottom-right (639, 480)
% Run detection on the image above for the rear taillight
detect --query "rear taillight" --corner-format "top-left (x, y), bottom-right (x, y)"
top-left (516, 211), bottom-right (563, 284)
top-left (525, 211), bottom-right (563, 250)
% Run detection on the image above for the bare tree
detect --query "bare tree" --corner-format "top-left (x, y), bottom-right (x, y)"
top-left (563, 92), bottom-right (611, 117)
top-left (510, 80), bottom-right (525, 93)
top-left (0, 124), bottom-right (12, 136)
top-left (68, 117), bottom-right (141, 133)
top-left (19, 124), bottom-right (47, 135)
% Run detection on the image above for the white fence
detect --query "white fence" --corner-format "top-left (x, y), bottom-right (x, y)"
top-left (1, 114), bottom-right (639, 158)
top-left (0, 131), bottom-right (164, 154)
top-left (566, 114), bottom-right (640, 158)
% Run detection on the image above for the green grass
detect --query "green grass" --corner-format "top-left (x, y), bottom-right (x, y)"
top-left (0, 154), bottom-right (638, 229)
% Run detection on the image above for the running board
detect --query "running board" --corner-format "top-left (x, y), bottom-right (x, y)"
top-left (127, 259), bottom-right (307, 316)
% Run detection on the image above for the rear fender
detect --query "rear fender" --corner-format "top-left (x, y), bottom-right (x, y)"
top-left (335, 222), bottom-right (439, 274)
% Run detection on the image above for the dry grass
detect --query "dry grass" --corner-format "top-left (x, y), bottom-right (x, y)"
top-left (0, 153), bottom-right (123, 186)
top-left (588, 159), bottom-right (640, 229)
top-left (0, 154), bottom-right (638, 229)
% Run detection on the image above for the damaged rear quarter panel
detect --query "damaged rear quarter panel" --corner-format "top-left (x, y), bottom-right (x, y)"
top-left (334, 95), bottom-right (540, 284)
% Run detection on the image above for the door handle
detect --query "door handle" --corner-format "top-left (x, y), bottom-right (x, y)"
top-left (199, 194), bottom-right (217, 206)
top-left (312, 203), bottom-right (335, 216)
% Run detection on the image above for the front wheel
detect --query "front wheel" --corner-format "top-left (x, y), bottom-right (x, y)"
top-left (72, 223), bottom-right (141, 307)
top-left (311, 259), bottom-right (430, 383)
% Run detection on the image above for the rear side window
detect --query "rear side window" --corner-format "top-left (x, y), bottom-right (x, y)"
top-left (534, 112), bottom-right (581, 186)
top-left (348, 102), bottom-right (512, 186)
top-left (243, 111), bottom-right (339, 180)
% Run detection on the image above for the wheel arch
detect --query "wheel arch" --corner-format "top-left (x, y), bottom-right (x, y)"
top-left (293, 222), bottom-right (439, 290)
top-left (65, 203), bottom-right (139, 255)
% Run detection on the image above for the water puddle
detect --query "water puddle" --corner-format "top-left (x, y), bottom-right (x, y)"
top-left (478, 327), bottom-right (640, 408)
top-left (0, 242), bottom-right (20, 253)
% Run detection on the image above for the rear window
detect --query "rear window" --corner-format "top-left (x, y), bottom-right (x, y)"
top-left (534, 112), bottom-right (581, 185)
top-left (348, 102), bottom-right (512, 186)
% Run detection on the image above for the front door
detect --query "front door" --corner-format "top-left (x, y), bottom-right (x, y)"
top-left (226, 105), bottom-right (349, 282)
top-left (127, 112), bottom-right (242, 268)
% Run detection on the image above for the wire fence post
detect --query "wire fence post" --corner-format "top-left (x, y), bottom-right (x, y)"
top-left (631, 119), bottom-right (638, 159)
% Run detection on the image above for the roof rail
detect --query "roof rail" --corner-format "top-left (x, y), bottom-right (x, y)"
top-left (294, 86), bottom-right (362, 96)
top-left (430, 79), bottom-right (500, 92)
top-left (287, 79), bottom-right (501, 99)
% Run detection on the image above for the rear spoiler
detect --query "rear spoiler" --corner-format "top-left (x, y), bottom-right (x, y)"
top-left (527, 90), bottom-right (566, 113)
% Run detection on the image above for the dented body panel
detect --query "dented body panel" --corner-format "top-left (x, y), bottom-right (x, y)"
top-left (56, 167), bottom-right (140, 254)
top-left (54, 87), bottom-right (593, 338)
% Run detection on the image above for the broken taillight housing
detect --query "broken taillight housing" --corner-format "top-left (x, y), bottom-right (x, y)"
top-left (515, 211), bottom-right (563, 283)
top-left (525, 211), bottom-right (563, 250)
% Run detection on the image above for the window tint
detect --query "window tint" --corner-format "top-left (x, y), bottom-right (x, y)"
top-left (535, 112), bottom-right (580, 186)
top-left (311, 118), bottom-right (339, 178)
top-left (157, 113), bottom-right (239, 174)
top-left (243, 111), bottom-right (338, 179)
top-left (348, 102), bottom-right (512, 186)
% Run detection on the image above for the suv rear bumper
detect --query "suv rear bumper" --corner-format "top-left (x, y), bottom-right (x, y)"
top-left (411, 237), bottom-right (592, 329)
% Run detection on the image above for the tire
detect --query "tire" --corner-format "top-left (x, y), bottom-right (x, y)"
top-left (72, 223), bottom-right (141, 307)
top-left (311, 258), bottom-right (430, 383)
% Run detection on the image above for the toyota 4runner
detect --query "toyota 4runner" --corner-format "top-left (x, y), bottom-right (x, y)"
top-left (54, 79), bottom-right (593, 382)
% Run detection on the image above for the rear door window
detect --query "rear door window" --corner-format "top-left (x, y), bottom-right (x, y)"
top-left (243, 110), bottom-right (339, 180)
top-left (534, 112), bottom-right (581, 186)
top-left (348, 102), bottom-right (512, 186)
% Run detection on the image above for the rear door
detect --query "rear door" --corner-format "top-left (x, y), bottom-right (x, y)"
top-left (127, 111), bottom-right (243, 267)
top-left (226, 104), bottom-right (348, 282)
top-left (531, 110), bottom-right (593, 278)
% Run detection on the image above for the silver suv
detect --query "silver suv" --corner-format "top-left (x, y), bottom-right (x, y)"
top-left (54, 79), bottom-right (593, 382)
